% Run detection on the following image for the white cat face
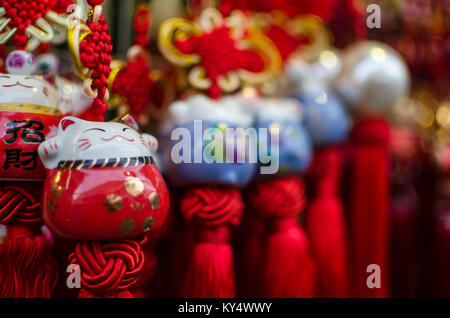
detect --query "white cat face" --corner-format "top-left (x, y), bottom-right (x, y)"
top-left (0, 73), bottom-right (58, 108)
top-left (38, 116), bottom-right (158, 169)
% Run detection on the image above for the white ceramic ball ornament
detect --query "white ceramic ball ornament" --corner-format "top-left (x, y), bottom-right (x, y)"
top-left (6, 50), bottom-right (37, 75)
top-left (336, 41), bottom-right (410, 112)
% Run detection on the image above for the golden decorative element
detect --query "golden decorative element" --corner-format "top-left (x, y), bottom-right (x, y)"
top-left (286, 14), bottom-right (332, 61)
top-left (119, 218), bottom-right (135, 234)
top-left (148, 192), bottom-right (160, 210)
top-left (0, 8), bottom-right (17, 45)
top-left (0, 103), bottom-right (62, 115)
top-left (142, 216), bottom-right (154, 232)
top-left (130, 201), bottom-right (144, 213)
top-left (50, 184), bottom-right (64, 201)
top-left (158, 17), bottom-right (201, 67)
top-left (104, 194), bottom-right (123, 212)
top-left (285, 14), bottom-right (331, 62)
top-left (47, 198), bottom-right (58, 216)
top-left (237, 32), bottom-right (282, 85)
top-left (124, 176), bottom-right (144, 197)
top-left (67, 21), bottom-right (93, 80)
top-left (108, 59), bottom-right (126, 92)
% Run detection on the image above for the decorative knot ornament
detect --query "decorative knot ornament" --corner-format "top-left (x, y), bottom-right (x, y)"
top-left (68, 0), bottom-right (112, 121)
top-left (0, 0), bottom-right (77, 51)
top-left (158, 8), bottom-right (281, 99)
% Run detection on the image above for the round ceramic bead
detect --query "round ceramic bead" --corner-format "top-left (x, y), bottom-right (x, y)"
top-left (6, 50), bottom-right (37, 75)
top-left (36, 53), bottom-right (60, 74)
top-left (336, 41), bottom-right (410, 111)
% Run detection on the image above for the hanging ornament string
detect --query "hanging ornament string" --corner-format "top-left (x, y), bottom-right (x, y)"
top-left (110, 51), bottom-right (154, 119)
top-left (133, 3), bottom-right (151, 48)
top-left (108, 4), bottom-right (163, 119)
top-left (68, 0), bottom-right (112, 121)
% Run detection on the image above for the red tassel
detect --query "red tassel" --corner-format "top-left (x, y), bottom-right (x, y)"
top-left (69, 238), bottom-right (146, 298)
top-left (306, 147), bottom-right (350, 297)
top-left (0, 182), bottom-right (58, 298)
top-left (246, 176), bottom-right (317, 298)
top-left (180, 186), bottom-right (243, 298)
top-left (236, 215), bottom-right (265, 297)
top-left (349, 118), bottom-right (391, 298)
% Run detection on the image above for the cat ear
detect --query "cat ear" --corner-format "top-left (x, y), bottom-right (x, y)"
top-left (58, 116), bottom-right (84, 132)
top-left (121, 114), bottom-right (139, 131)
top-left (142, 133), bottom-right (158, 153)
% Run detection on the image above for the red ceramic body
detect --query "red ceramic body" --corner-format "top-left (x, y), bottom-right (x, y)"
top-left (0, 104), bottom-right (61, 181)
top-left (42, 164), bottom-right (169, 240)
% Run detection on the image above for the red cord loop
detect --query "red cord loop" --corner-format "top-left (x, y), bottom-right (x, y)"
top-left (0, 183), bottom-right (41, 225)
top-left (111, 55), bottom-right (154, 118)
top-left (180, 186), bottom-right (243, 228)
top-left (69, 239), bottom-right (145, 296)
top-left (246, 176), bottom-right (306, 219)
top-left (175, 25), bottom-right (264, 99)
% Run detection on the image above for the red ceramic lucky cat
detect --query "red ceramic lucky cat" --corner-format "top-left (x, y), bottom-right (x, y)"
top-left (38, 115), bottom-right (169, 297)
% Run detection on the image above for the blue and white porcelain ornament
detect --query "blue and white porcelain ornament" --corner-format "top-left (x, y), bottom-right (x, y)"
top-left (253, 98), bottom-right (313, 175)
top-left (335, 41), bottom-right (410, 112)
top-left (159, 94), bottom-right (257, 188)
top-left (297, 82), bottom-right (350, 146)
top-left (284, 48), bottom-right (342, 95)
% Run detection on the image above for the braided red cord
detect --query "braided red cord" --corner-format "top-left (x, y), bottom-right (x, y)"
top-left (69, 238), bottom-right (145, 297)
top-left (79, 1), bottom-right (112, 121)
top-left (111, 55), bottom-right (154, 118)
top-left (1, 0), bottom-right (57, 49)
top-left (0, 183), bottom-right (41, 225)
top-left (245, 176), bottom-right (317, 298)
top-left (175, 25), bottom-right (264, 99)
top-left (0, 181), bottom-right (57, 298)
top-left (180, 186), bottom-right (243, 230)
top-left (180, 186), bottom-right (243, 297)
top-left (133, 4), bottom-right (151, 48)
top-left (246, 176), bottom-right (306, 220)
